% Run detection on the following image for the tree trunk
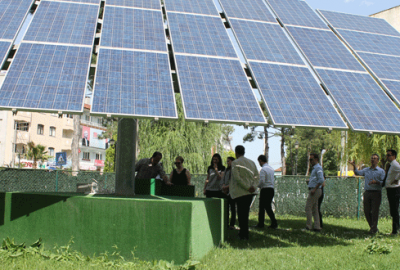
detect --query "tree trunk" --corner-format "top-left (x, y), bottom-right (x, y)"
top-left (264, 125), bottom-right (269, 163)
top-left (71, 115), bottom-right (81, 176)
top-left (306, 147), bottom-right (311, 176)
top-left (320, 149), bottom-right (327, 167)
top-left (281, 128), bottom-right (286, 175)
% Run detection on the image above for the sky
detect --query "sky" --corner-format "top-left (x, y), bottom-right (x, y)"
top-left (229, 0), bottom-right (400, 170)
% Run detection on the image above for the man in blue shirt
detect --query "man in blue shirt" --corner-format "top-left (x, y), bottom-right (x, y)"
top-left (305, 153), bottom-right (324, 231)
top-left (349, 154), bottom-right (384, 234)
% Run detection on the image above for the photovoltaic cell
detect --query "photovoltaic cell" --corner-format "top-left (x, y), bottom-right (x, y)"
top-left (48, 0), bottom-right (101, 4)
top-left (358, 52), bottom-right (400, 81)
top-left (164, 0), bottom-right (217, 16)
top-left (218, 0), bottom-right (275, 22)
top-left (338, 29), bottom-right (400, 56)
top-left (167, 13), bottom-right (237, 58)
top-left (319, 10), bottom-right (400, 37)
top-left (250, 62), bottom-right (346, 127)
top-left (230, 19), bottom-right (303, 64)
top-left (0, 0), bottom-right (33, 40)
top-left (175, 55), bottom-right (265, 123)
top-left (287, 27), bottom-right (364, 71)
top-left (0, 43), bottom-right (91, 111)
top-left (23, 1), bottom-right (99, 46)
top-left (105, 0), bottom-right (161, 10)
top-left (92, 49), bottom-right (176, 118)
top-left (266, 0), bottom-right (328, 29)
top-left (0, 41), bottom-right (11, 66)
top-left (101, 6), bottom-right (166, 51)
top-left (317, 69), bottom-right (400, 133)
top-left (382, 80), bottom-right (400, 104)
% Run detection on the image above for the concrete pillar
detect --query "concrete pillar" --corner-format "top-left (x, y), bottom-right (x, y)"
top-left (115, 118), bottom-right (138, 195)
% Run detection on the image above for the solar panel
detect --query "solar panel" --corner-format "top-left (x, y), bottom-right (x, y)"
top-left (48, 0), bottom-right (100, 4)
top-left (164, 0), bottom-right (217, 16)
top-left (101, 6), bottom-right (166, 51)
top-left (218, 0), bottom-right (276, 23)
top-left (382, 80), bottom-right (400, 104)
top-left (249, 62), bottom-right (346, 128)
top-left (91, 49), bottom-right (177, 118)
top-left (175, 55), bottom-right (266, 123)
top-left (338, 29), bottom-right (400, 56)
top-left (167, 12), bottom-right (237, 58)
top-left (0, 0), bottom-right (33, 40)
top-left (105, 0), bottom-right (161, 10)
top-left (23, 1), bottom-right (99, 46)
top-left (358, 52), bottom-right (400, 81)
top-left (229, 19), bottom-right (304, 65)
top-left (317, 69), bottom-right (400, 133)
top-left (319, 10), bottom-right (400, 37)
top-left (287, 26), bottom-right (364, 71)
top-left (0, 41), bottom-right (11, 67)
top-left (0, 43), bottom-right (91, 111)
top-left (266, 0), bottom-right (328, 29)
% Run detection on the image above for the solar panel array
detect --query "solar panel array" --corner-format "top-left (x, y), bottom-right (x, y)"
top-left (49, 0), bottom-right (101, 4)
top-left (219, 0), bottom-right (347, 128)
top-left (267, 0), bottom-right (400, 133)
top-left (0, 0), bottom-right (33, 67)
top-left (0, 0), bottom-right (99, 112)
top-left (319, 10), bottom-right (400, 122)
top-left (23, 1), bottom-right (99, 46)
top-left (91, 0), bottom-right (178, 119)
top-left (165, 0), bottom-right (266, 124)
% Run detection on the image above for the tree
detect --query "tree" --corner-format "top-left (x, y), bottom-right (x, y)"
top-left (26, 141), bottom-right (48, 169)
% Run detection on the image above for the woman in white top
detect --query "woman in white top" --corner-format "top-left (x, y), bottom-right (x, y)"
top-left (203, 153), bottom-right (225, 198)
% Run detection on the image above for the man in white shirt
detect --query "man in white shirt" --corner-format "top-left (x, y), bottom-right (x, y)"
top-left (230, 145), bottom-right (259, 240)
top-left (253, 155), bottom-right (277, 229)
top-left (384, 149), bottom-right (400, 235)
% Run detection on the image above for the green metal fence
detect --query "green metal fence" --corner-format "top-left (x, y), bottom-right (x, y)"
top-left (0, 168), bottom-right (391, 218)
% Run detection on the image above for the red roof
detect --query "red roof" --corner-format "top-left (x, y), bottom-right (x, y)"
top-left (274, 167), bottom-right (282, 172)
top-left (84, 104), bottom-right (91, 110)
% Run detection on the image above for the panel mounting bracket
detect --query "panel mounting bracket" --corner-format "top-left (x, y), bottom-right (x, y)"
top-left (58, 111), bottom-right (63, 118)
top-left (12, 108), bottom-right (17, 116)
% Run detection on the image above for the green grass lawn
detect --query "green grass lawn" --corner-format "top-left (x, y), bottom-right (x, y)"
top-left (1, 214), bottom-right (399, 270)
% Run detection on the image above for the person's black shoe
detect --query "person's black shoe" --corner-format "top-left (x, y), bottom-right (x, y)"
top-left (268, 225), bottom-right (278, 229)
top-left (251, 224), bottom-right (264, 229)
top-left (312, 228), bottom-right (321, 232)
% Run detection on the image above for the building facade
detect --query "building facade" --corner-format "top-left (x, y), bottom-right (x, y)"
top-left (370, 5), bottom-right (400, 32)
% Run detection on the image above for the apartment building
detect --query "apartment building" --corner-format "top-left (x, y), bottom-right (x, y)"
top-left (371, 5), bottom-right (400, 31)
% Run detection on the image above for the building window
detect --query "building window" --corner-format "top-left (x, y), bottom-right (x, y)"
top-left (85, 114), bottom-right (90, 121)
top-left (37, 124), bottom-right (44, 135)
top-left (63, 114), bottom-right (73, 119)
top-left (49, 126), bottom-right (56, 137)
top-left (97, 118), bottom-right (103, 125)
top-left (95, 153), bottom-right (103, 160)
top-left (15, 122), bottom-right (29, 131)
top-left (83, 152), bottom-right (90, 160)
top-left (48, 147), bottom-right (55, 157)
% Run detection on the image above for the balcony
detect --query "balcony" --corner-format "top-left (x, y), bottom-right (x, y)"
top-left (80, 119), bottom-right (105, 129)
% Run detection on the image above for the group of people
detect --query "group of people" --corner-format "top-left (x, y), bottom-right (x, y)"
top-left (349, 149), bottom-right (400, 235)
top-left (134, 147), bottom-right (400, 240)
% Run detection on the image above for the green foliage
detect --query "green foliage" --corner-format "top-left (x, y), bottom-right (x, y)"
top-left (26, 141), bottom-right (49, 169)
top-left (137, 94), bottom-right (228, 174)
top-left (364, 239), bottom-right (392, 255)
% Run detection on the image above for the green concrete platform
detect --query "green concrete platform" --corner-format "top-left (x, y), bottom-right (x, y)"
top-left (0, 192), bottom-right (225, 264)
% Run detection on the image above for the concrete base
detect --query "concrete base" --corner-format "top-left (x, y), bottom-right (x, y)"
top-left (0, 192), bottom-right (225, 264)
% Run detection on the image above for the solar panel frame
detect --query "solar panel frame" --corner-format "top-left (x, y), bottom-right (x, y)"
top-left (357, 52), bottom-right (400, 81)
top-left (0, 41), bottom-right (12, 68)
top-left (0, 43), bottom-right (92, 112)
top-left (218, 0), bottom-right (276, 23)
top-left (249, 62), bottom-right (347, 128)
top-left (266, 0), bottom-right (328, 29)
top-left (381, 80), bottom-right (400, 106)
top-left (46, 0), bottom-right (101, 4)
top-left (286, 26), bottom-right (365, 72)
top-left (105, 0), bottom-right (161, 10)
top-left (100, 6), bottom-right (167, 52)
top-left (164, 0), bottom-right (218, 16)
top-left (91, 48), bottom-right (178, 119)
top-left (229, 19), bottom-right (304, 65)
top-left (318, 10), bottom-right (400, 37)
top-left (317, 69), bottom-right (400, 134)
top-left (23, 0), bottom-right (100, 46)
top-left (166, 12), bottom-right (238, 58)
top-left (338, 29), bottom-right (400, 57)
top-left (174, 54), bottom-right (266, 124)
top-left (0, 0), bottom-right (34, 40)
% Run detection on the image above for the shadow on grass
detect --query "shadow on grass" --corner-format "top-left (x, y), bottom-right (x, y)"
top-left (225, 216), bottom-right (371, 249)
